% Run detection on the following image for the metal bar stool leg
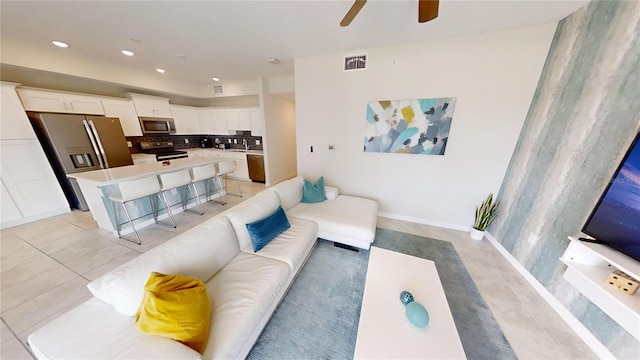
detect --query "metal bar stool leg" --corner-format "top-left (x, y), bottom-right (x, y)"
top-left (224, 175), bottom-right (243, 197)
top-left (216, 175), bottom-right (228, 204)
top-left (189, 183), bottom-right (205, 215)
top-left (159, 192), bottom-right (177, 228)
top-left (121, 201), bottom-right (142, 245)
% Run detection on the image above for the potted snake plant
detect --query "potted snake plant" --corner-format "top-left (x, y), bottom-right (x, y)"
top-left (471, 194), bottom-right (499, 240)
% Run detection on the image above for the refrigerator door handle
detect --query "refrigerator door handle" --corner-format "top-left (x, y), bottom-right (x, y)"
top-left (88, 119), bottom-right (110, 168)
top-left (83, 119), bottom-right (106, 169)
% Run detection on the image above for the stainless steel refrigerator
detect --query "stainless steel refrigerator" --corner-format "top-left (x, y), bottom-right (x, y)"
top-left (27, 112), bottom-right (134, 210)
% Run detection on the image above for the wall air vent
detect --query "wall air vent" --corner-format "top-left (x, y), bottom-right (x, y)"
top-left (213, 85), bottom-right (223, 94)
top-left (344, 54), bottom-right (367, 71)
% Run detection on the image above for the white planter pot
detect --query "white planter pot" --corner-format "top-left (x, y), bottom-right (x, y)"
top-left (470, 228), bottom-right (485, 240)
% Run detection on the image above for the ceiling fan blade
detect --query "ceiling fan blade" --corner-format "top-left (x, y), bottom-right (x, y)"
top-left (340, 0), bottom-right (367, 27)
top-left (418, 0), bottom-right (439, 23)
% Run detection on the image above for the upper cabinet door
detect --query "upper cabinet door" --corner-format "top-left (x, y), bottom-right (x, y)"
top-left (249, 107), bottom-right (264, 137)
top-left (16, 88), bottom-right (104, 115)
top-left (198, 108), bottom-right (228, 135)
top-left (1, 83), bottom-right (37, 140)
top-left (128, 93), bottom-right (172, 118)
top-left (102, 98), bottom-right (143, 137)
top-left (171, 105), bottom-right (200, 135)
top-left (225, 108), bottom-right (251, 131)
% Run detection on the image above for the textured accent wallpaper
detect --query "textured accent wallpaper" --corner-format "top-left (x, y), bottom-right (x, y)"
top-left (491, 0), bottom-right (640, 357)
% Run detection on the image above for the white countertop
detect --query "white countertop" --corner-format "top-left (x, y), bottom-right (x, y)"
top-left (68, 157), bottom-right (220, 186)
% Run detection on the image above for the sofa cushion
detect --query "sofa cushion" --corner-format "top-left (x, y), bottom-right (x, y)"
top-left (268, 176), bottom-right (304, 211)
top-left (288, 195), bottom-right (378, 247)
top-left (135, 272), bottom-right (211, 354)
top-left (246, 205), bottom-right (291, 252)
top-left (226, 190), bottom-right (281, 251)
top-left (203, 252), bottom-right (290, 360)
top-left (301, 177), bottom-right (326, 203)
top-left (88, 215), bottom-right (239, 316)
top-left (249, 217), bottom-right (318, 270)
top-left (324, 185), bottom-right (339, 200)
top-left (28, 298), bottom-right (202, 360)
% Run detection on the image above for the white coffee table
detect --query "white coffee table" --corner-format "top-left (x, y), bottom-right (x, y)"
top-left (354, 247), bottom-right (466, 359)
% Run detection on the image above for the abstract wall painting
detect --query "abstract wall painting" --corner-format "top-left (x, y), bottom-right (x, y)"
top-left (364, 98), bottom-right (456, 155)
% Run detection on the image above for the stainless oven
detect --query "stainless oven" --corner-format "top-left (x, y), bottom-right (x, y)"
top-left (139, 141), bottom-right (188, 161)
top-left (139, 117), bottom-right (176, 134)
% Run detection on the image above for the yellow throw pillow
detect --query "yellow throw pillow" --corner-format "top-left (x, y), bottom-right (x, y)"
top-left (134, 272), bottom-right (211, 354)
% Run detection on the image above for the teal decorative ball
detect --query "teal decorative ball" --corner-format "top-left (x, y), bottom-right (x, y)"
top-left (400, 290), bottom-right (414, 305)
top-left (405, 301), bottom-right (429, 328)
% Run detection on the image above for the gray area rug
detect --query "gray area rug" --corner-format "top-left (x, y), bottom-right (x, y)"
top-left (247, 228), bottom-right (516, 359)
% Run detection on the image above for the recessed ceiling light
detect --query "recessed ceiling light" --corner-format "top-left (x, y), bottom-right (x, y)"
top-left (52, 41), bottom-right (69, 48)
top-left (156, 68), bottom-right (166, 73)
top-left (176, 54), bottom-right (186, 58)
top-left (267, 57), bottom-right (280, 64)
top-left (211, 77), bottom-right (220, 82)
top-left (121, 50), bottom-right (134, 56)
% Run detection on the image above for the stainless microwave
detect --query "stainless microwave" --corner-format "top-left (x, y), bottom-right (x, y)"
top-left (139, 117), bottom-right (176, 134)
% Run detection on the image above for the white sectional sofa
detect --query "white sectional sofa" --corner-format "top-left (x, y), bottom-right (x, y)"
top-left (27, 177), bottom-right (378, 359)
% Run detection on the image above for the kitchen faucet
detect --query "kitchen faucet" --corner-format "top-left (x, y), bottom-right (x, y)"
top-left (243, 139), bottom-right (249, 150)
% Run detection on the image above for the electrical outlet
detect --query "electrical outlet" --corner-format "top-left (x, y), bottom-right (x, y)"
top-left (527, 233), bottom-right (539, 246)
top-left (126, 141), bottom-right (132, 147)
top-left (256, 139), bottom-right (260, 145)
top-left (184, 139), bottom-right (189, 144)
top-left (171, 188), bottom-right (178, 195)
top-left (328, 144), bottom-right (335, 151)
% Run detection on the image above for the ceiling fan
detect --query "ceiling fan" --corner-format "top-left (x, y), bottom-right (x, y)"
top-left (340, 0), bottom-right (439, 27)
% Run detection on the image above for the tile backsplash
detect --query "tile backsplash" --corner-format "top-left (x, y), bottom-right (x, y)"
top-left (127, 133), bottom-right (263, 153)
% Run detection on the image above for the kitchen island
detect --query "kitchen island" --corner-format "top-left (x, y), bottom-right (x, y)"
top-left (68, 157), bottom-right (223, 236)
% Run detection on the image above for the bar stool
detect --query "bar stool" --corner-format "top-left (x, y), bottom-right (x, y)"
top-left (158, 169), bottom-right (193, 221)
top-left (216, 160), bottom-right (243, 198)
top-left (189, 163), bottom-right (225, 215)
top-left (109, 175), bottom-right (171, 245)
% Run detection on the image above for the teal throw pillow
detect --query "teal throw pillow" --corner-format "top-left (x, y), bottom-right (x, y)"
top-left (245, 206), bottom-right (290, 252)
top-left (301, 177), bottom-right (326, 203)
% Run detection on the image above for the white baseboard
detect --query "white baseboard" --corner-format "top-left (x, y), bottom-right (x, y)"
top-left (484, 231), bottom-right (616, 360)
top-left (377, 211), bottom-right (469, 232)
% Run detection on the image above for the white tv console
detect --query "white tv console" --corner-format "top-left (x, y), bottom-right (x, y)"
top-left (560, 236), bottom-right (640, 340)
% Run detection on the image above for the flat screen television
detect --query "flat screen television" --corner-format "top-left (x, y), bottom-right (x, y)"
top-left (582, 132), bottom-right (640, 262)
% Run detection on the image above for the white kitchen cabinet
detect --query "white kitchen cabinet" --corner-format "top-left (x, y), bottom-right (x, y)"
top-left (171, 105), bottom-right (201, 135)
top-left (1, 179), bottom-right (23, 225)
top-left (1, 82), bottom-right (37, 140)
top-left (198, 108), bottom-right (228, 135)
top-left (249, 107), bottom-right (264, 136)
top-left (222, 151), bottom-right (250, 181)
top-left (16, 87), bottom-right (105, 115)
top-left (225, 108), bottom-right (251, 131)
top-left (128, 93), bottom-right (172, 118)
top-left (101, 98), bottom-right (143, 137)
top-left (0, 139), bottom-right (69, 229)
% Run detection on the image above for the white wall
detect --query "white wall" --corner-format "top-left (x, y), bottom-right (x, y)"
top-left (259, 77), bottom-right (297, 186)
top-left (295, 23), bottom-right (556, 229)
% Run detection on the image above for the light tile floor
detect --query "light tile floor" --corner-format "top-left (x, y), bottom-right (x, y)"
top-left (0, 181), bottom-right (597, 359)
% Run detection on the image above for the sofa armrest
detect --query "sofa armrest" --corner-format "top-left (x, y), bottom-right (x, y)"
top-left (325, 186), bottom-right (339, 200)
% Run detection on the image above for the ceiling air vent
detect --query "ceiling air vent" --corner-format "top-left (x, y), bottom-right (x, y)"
top-left (213, 85), bottom-right (223, 94)
top-left (344, 54), bottom-right (367, 71)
